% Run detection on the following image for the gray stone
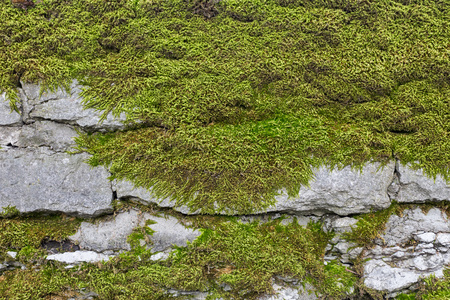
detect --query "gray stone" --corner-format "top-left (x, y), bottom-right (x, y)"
top-left (414, 232), bottom-right (436, 243)
top-left (15, 121), bottom-right (78, 151)
top-left (393, 162), bottom-right (450, 203)
top-left (150, 252), bottom-right (169, 261)
top-left (364, 260), bottom-right (420, 292)
top-left (267, 161), bottom-right (395, 216)
top-left (6, 251), bottom-right (17, 259)
top-left (334, 242), bottom-right (356, 254)
top-left (413, 254), bottom-right (443, 271)
top-left (112, 179), bottom-right (194, 215)
top-left (0, 127), bottom-right (21, 147)
top-left (348, 247), bottom-right (364, 259)
top-left (46, 251), bottom-right (113, 264)
top-left (381, 208), bottom-right (449, 247)
top-left (436, 233), bottom-right (450, 246)
top-left (70, 209), bottom-right (201, 253)
top-left (20, 80), bottom-right (126, 131)
top-left (259, 283), bottom-right (318, 300)
top-left (0, 148), bottom-right (113, 217)
top-left (0, 92), bottom-right (21, 126)
top-left (116, 162), bottom-right (394, 216)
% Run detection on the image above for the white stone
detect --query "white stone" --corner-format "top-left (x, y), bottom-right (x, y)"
top-left (6, 251), bottom-right (17, 259)
top-left (436, 233), bottom-right (450, 246)
top-left (0, 92), bottom-right (21, 126)
top-left (364, 260), bottom-right (419, 292)
top-left (46, 251), bottom-right (113, 264)
top-left (415, 232), bottom-right (436, 243)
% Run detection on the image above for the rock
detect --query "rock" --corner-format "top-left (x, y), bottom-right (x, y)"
top-left (115, 161), bottom-right (395, 216)
top-left (393, 162), bottom-right (450, 203)
top-left (381, 208), bottom-right (449, 246)
top-left (150, 252), bottom-right (169, 261)
top-left (0, 92), bottom-right (21, 126)
top-left (20, 80), bottom-right (126, 131)
top-left (7, 251), bottom-right (17, 259)
top-left (0, 126), bottom-right (21, 147)
top-left (268, 161), bottom-right (395, 216)
top-left (259, 283), bottom-right (318, 300)
top-left (46, 251), bottom-right (113, 264)
top-left (0, 148), bottom-right (113, 217)
top-left (364, 260), bottom-right (420, 292)
top-left (112, 179), bottom-right (194, 215)
top-left (70, 209), bottom-right (201, 252)
top-left (436, 233), bottom-right (450, 246)
top-left (15, 121), bottom-right (78, 151)
top-left (414, 232), bottom-right (436, 243)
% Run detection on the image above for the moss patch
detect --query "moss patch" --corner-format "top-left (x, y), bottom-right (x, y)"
top-left (0, 216), bottom-right (358, 299)
top-left (2, 0), bottom-right (450, 213)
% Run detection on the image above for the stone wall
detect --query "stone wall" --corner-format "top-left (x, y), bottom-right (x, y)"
top-left (1, 81), bottom-right (449, 299)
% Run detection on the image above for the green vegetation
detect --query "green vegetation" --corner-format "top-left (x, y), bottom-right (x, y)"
top-left (0, 0), bottom-right (448, 213)
top-left (0, 214), bottom-right (357, 299)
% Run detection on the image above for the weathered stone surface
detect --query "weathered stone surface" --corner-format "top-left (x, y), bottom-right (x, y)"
top-left (46, 251), bottom-right (113, 264)
top-left (16, 121), bottom-right (78, 151)
top-left (115, 162), bottom-right (395, 216)
top-left (392, 162), bottom-right (450, 203)
top-left (0, 126), bottom-right (21, 147)
top-left (259, 283), bottom-right (318, 300)
top-left (381, 208), bottom-right (449, 247)
top-left (0, 92), bottom-right (21, 126)
top-left (268, 161), bottom-right (395, 216)
top-left (436, 233), bottom-right (450, 246)
top-left (70, 209), bottom-right (201, 252)
top-left (113, 179), bottom-right (193, 214)
top-left (364, 260), bottom-right (420, 292)
top-left (0, 148), bottom-right (113, 217)
top-left (20, 80), bottom-right (126, 131)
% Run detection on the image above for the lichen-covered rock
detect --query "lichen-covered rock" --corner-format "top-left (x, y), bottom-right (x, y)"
top-left (0, 148), bottom-right (113, 217)
top-left (70, 209), bottom-right (201, 252)
top-left (20, 80), bottom-right (126, 131)
top-left (114, 161), bottom-right (395, 216)
top-left (391, 162), bottom-right (450, 203)
top-left (0, 92), bottom-right (21, 126)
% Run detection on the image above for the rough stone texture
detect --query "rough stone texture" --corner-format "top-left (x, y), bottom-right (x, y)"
top-left (268, 161), bottom-right (395, 216)
top-left (392, 162), bottom-right (450, 203)
top-left (381, 208), bottom-right (449, 247)
top-left (115, 162), bottom-right (395, 216)
top-left (363, 208), bottom-right (450, 294)
top-left (20, 80), bottom-right (126, 131)
top-left (0, 126), bottom-right (21, 147)
top-left (0, 92), bottom-right (21, 126)
top-left (46, 251), bottom-right (113, 264)
top-left (70, 209), bottom-right (201, 252)
top-left (259, 283), bottom-right (318, 300)
top-left (0, 148), bottom-right (113, 217)
top-left (113, 179), bottom-right (194, 214)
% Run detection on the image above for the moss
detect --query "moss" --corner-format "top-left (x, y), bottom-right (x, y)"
top-left (0, 215), bottom-right (358, 299)
top-left (0, 0), bottom-right (449, 213)
top-left (0, 214), bottom-right (81, 255)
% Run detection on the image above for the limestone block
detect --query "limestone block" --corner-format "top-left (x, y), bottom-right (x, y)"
top-left (0, 92), bottom-right (21, 126)
top-left (258, 283), bottom-right (318, 300)
top-left (268, 161), bottom-right (395, 216)
top-left (16, 121), bottom-right (78, 151)
top-left (0, 127), bottom-right (21, 147)
top-left (70, 209), bottom-right (201, 252)
top-left (393, 162), bottom-right (450, 203)
top-left (364, 260), bottom-right (421, 292)
top-left (20, 80), bottom-right (126, 131)
top-left (0, 148), bottom-right (113, 217)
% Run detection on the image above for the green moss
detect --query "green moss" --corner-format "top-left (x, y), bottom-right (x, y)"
top-left (1, 1), bottom-right (449, 213)
top-left (0, 214), bottom-right (81, 252)
top-left (0, 216), bottom-right (357, 299)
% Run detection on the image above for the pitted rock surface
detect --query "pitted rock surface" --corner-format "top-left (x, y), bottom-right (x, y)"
top-left (392, 162), bottom-right (450, 203)
top-left (70, 209), bottom-right (201, 252)
top-left (0, 149), bottom-right (113, 217)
